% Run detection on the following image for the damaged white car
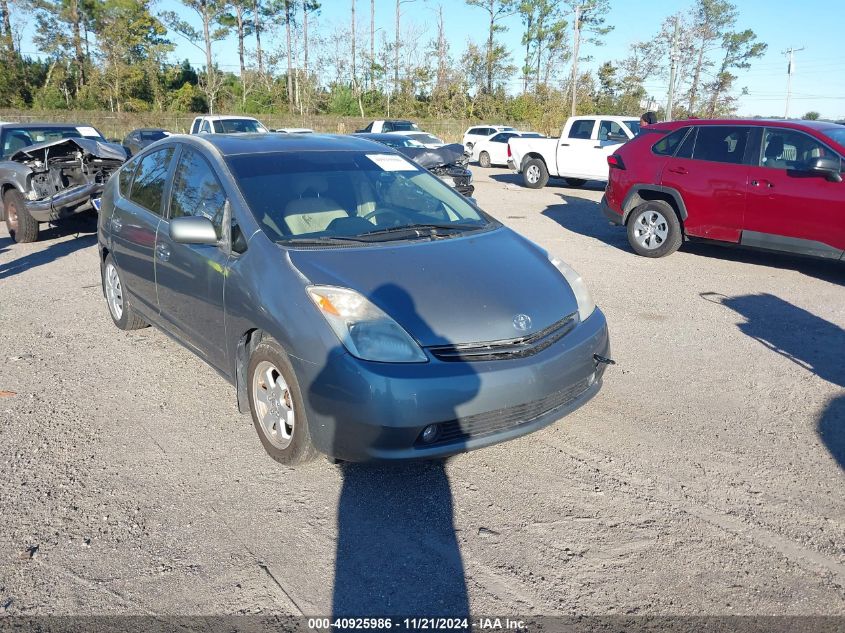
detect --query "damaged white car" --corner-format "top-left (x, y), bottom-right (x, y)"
top-left (1, 124), bottom-right (126, 243)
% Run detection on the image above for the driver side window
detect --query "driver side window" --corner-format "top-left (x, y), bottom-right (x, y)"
top-left (760, 128), bottom-right (839, 171)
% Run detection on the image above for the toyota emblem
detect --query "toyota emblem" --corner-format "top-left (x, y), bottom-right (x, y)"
top-left (513, 314), bottom-right (532, 332)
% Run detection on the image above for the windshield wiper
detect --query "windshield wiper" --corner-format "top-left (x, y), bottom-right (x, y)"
top-left (355, 223), bottom-right (484, 241)
top-left (279, 235), bottom-right (371, 246)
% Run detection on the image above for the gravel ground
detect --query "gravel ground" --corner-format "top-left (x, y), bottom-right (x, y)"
top-left (0, 167), bottom-right (843, 617)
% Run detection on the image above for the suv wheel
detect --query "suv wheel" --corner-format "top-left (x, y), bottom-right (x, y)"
top-left (247, 339), bottom-right (317, 465)
top-left (4, 188), bottom-right (39, 243)
top-left (523, 158), bottom-right (549, 189)
top-left (478, 151), bottom-right (492, 168)
top-left (626, 201), bottom-right (682, 258)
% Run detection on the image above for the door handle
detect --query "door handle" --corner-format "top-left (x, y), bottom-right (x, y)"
top-left (594, 145), bottom-right (603, 149)
top-left (667, 166), bottom-right (688, 175)
top-left (559, 143), bottom-right (570, 147)
top-left (111, 217), bottom-right (123, 232)
top-left (155, 242), bottom-right (170, 262)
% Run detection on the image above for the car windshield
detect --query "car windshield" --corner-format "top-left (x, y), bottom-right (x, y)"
top-left (409, 133), bottom-right (443, 145)
top-left (212, 119), bottom-right (268, 133)
top-left (626, 120), bottom-right (641, 135)
top-left (391, 121), bottom-right (420, 132)
top-left (378, 136), bottom-right (424, 148)
top-left (139, 130), bottom-right (168, 141)
top-left (1, 125), bottom-right (104, 158)
top-left (820, 127), bottom-right (845, 148)
top-left (227, 150), bottom-right (491, 244)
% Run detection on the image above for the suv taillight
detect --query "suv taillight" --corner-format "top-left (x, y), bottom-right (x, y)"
top-left (507, 144), bottom-right (511, 158)
top-left (607, 154), bottom-right (625, 169)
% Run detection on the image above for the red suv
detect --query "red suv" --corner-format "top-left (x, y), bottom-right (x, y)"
top-left (601, 119), bottom-right (845, 260)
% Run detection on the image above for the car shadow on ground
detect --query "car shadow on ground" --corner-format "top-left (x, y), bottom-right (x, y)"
top-left (0, 215), bottom-right (97, 280)
top-left (487, 171), bottom-right (606, 192)
top-left (702, 291), bottom-right (845, 470)
top-left (541, 193), bottom-right (630, 251)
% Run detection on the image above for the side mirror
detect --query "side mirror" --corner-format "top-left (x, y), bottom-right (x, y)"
top-left (607, 133), bottom-right (629, 143)
top-left (810, 157), bottom-right (843, 182)
top-left (170, 216), bottom-right (219, 245)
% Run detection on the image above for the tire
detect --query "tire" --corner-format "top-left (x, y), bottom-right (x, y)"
top-left (564, 178), bottom-right (587, 187)
top-left (522, 158), bottom-right (549, 189)
top-left (626, 200), bottom-right (683, 258)
top-left (247, 339), bottom-right (317, 466)
top-left (102, 254), bottom-right (148, 330)
top-left (4, 188), bottom-right (39, 243)
top-left (479, 151), bottom-right (492, 168)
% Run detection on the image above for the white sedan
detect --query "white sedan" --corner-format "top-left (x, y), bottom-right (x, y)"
top-left (472, 130), bottom-right (544, 167)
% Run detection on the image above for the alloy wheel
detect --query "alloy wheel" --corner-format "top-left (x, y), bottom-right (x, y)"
top-left (105, 262), bottom-right (124, 321)
top-left (252, 360), bottom-right (295, 450)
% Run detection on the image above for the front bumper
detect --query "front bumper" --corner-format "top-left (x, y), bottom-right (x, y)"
top-left (293, 308), bottom-right (611, 461)
top-left (27, 182), bottom-right (104, 222)
top-left (600, 194), bottom-right (623, 225)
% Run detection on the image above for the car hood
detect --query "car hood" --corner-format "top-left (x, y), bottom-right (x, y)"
top-left (287, 227), bottom-right (579, 346)
top-left (397, 143), bottom-right (467, 169)
top-left (11, 137), bottom-right (127, 162)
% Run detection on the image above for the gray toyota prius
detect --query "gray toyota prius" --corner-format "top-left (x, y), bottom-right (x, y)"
top-left (98, 133), bottom-right (611, 464)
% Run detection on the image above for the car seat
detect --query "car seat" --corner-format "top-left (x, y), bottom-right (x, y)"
top-left (763, 135), bottom-right (788, 169)
top-left (283, 174), bottom-right (349, 235)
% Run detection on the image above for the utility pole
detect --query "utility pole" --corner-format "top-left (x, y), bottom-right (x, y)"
top-left (784, 46), bottom-right (804, 119)
top-left (666, 17), bottom-right (680, 122)
top-left (569, 4), bottom-right (581, 117)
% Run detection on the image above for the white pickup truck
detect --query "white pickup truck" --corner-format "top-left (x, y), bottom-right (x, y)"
top-left (508, 115), bottom-right (640, 188)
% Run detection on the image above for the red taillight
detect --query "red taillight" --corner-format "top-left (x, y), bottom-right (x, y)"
top-left (507, 144), bottom-right (512, 158)
top-left (607, 154), bottom-right (625, 169)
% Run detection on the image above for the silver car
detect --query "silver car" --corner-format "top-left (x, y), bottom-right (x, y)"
top-left (98, 133), bottom-right (611, 464)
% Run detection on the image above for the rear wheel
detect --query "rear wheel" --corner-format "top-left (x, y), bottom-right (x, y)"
top-left (4, 188), bottom-right (39, 243)
top-left (626, 200), bottom-right (682, 258)
top-left (247, 339), bottom-right (317, 466)
top-left (564, 178), bottom-right (587, 187)
top-left (478, 151), bottom-right (492, 168)
top-left (102, 255), bottom-right (148, 330)
top-left (523, 158), bottom-right (549, 189)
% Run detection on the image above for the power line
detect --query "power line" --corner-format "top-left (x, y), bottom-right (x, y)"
top-left (783, 45), bottom-right (805, 118)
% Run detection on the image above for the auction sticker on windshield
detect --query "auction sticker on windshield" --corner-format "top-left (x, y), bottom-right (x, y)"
top-left (366, 154), bottom-right (417, 171)
top-left (76, 126), bottom-right (100, 137)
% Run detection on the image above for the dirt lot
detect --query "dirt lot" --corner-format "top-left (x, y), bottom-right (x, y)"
top-left (0, 166), bottom-right (843, 618)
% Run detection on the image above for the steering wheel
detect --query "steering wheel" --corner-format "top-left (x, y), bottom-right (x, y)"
top-left (363, 207), bottom-right (407, 227)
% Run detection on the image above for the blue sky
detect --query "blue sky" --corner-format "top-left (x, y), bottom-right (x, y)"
top-left (17, 0), bottom-right (845, 118)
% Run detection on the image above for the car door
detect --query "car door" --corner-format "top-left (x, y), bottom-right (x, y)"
top-left (659, 125), bottom-right (752, 243)
top-left (487, 132), bottom-right (515, 165)
top-left (155, 144), bottom-right (230, 371)
top-left (110, 146), bottom-right (176, 316)
top-left (556, 119), bottom-right (598, 179)
top-left (743, 127), bottom-right (845, 259)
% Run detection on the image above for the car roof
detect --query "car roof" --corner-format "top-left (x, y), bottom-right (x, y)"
top-left (0, 122), bottom-right (97, 129)
top-left (195, 115), bottom-right (261, 121)
top-left (651, 118), bottom-right (845, 132)
top-left (175, 132), bottom-right (387, 156)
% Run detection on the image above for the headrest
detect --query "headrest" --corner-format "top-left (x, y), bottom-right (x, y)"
top-left (765, 136), bottom-right (784, 158)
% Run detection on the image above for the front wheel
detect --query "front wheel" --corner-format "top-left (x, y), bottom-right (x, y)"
top-left (522, 158), bottom-right (549, 189)
top-left (626, 201), bottom-right (682, 258)
top-left (247, 339), bottom-right (317, 465)
top-left (4, 188), bottom-right (39, 243)
top-left (478, 151), bottom-right (492, 168)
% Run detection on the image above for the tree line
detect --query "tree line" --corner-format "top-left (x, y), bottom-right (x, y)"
top-left (0, 0), bottom-right (769, 127)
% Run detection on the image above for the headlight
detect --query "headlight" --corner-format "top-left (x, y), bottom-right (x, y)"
top-left (549, 256), bottom-right (596, 323)
top-left (307, 286), bottom-right (427, 363)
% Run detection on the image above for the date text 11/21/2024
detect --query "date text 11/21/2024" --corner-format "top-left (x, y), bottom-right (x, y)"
top-left (307, 618), bottom-right (527, 631)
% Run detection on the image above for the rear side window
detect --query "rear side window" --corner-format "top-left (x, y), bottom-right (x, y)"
top-left (598, 120), bottom-right (625, 141)
top-left (652, 127), bottom-right (691, 156)
top-left (169, 147), bottom-right (227, 238)
top-left (569, 120), bottom-right (595, 139)
top-left (692, 126), bottom-right (750, 165)
top-left (490, 133), bottom-right (513, 143)
top-left (675, 128), bottom-right (697, 159)
top-left (128, 147), bottom-right (174, 215)
top-left (118, 158), bottom-right (138, 196)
